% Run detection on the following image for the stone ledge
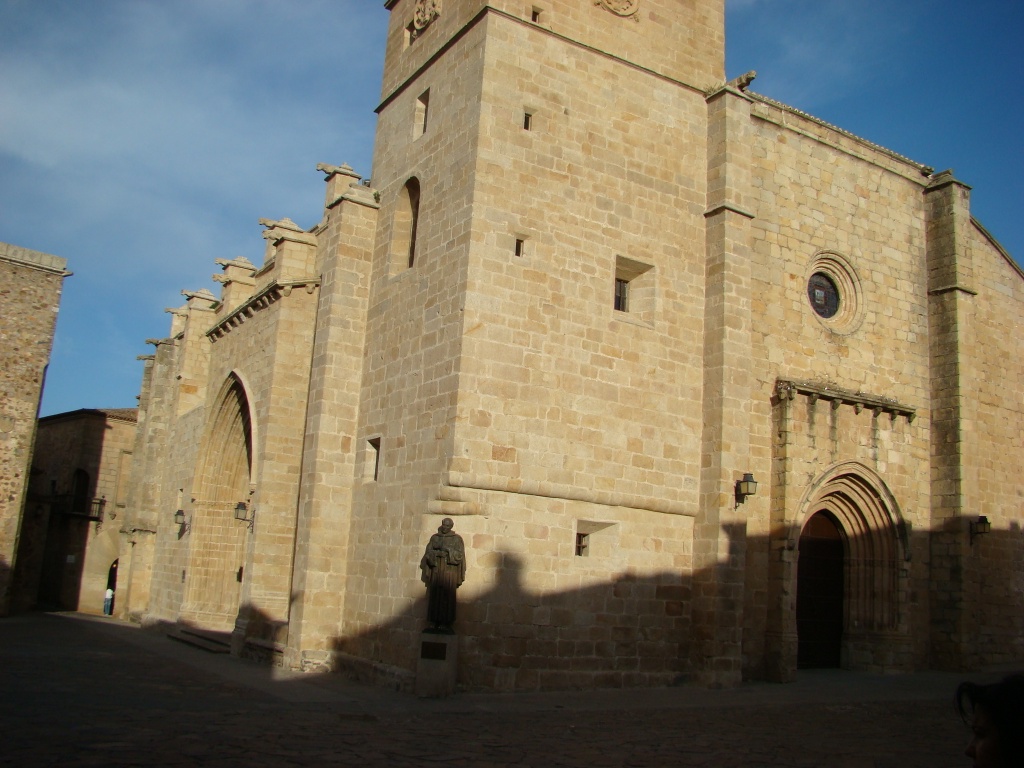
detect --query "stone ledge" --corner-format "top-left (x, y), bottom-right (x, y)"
top-left (330, 650), bottom-right (415, 694)
top-left (774, 379), bottom-right (916, 423)
top-left (0, 241), bottom-right (70, 275)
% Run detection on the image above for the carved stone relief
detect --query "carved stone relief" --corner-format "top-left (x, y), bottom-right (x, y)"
top-left (414, 0), bottom-right (442, 33)
top-left (596, 0), bottom-right (639, 19)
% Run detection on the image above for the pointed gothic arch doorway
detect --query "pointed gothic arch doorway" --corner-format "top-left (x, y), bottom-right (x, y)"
top-left (179, 374), bottom-right (255, 631)
top-left (768, 462), bottom-right (912, 679)
top-left (798, 464), bottom-right (910, 671)
top-left (797, 512), bottom-right (844, 668)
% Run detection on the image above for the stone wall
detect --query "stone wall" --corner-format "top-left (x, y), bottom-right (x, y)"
top-left (965, 224), bottom-right (1024, 664)
top-left (0, 242), bottom-right (69, 615)
top-left (15, 409), bottom-right (136, 614)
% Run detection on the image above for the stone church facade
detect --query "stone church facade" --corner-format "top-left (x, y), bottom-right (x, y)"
top-left (116, 0), bottom-right (1024, 690)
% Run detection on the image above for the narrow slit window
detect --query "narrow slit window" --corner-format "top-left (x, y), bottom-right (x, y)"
top-left (405, 21), bottom-right (416, 48)
top-left (367, 437), bottom-right (381, 481)
top-left (614, 278), bottom-right (629, 312)
top-left (531, 7), bottom-right (543, 23)
top-left (523, 111), bottom-right (533, 131)
top-left (415, 89), bottom-right (430, 139)
top-left (575, 532), bottom-right (590, 557)
top-left (514, 238), bottom-right (526, 257)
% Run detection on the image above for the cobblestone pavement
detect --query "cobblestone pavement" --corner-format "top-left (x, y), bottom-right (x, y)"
top-left (0, 612), bottom-right (997, 767)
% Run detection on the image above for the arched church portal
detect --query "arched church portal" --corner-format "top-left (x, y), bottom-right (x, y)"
top-left (794, 464), bottom-right (910, 672)
top-left (179, 374), bottom-right (254, 631)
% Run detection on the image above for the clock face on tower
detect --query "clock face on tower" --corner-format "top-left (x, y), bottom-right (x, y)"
top-left (596, 0), bottom-right (640, 17)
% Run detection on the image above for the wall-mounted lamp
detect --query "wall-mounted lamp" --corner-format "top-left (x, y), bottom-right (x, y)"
top-left (735, 473), bottom-right (758, 507)
top-left (235, 501), bottom-right (255, 532)
top-left (174, 509), bottom-right (190, 534)
top-left (969, 515), bottom-right (991, 546)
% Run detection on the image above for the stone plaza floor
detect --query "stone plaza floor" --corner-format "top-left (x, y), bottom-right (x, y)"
top-left (0, 611), bottom-right (1001, 767)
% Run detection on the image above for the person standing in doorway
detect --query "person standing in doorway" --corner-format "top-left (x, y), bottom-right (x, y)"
top-left (103, 587), bottom-right (114, 616)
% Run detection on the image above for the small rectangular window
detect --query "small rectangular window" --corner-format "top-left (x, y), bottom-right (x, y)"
top-left (614, 255), bottom-right (655, 323)
top-left (523, 111), bottom-right (533, 130)
top-left (531, 7), bottom-right (543, 23)
top-left (514, 238), bottom-right (526, 257)
top-left (405, 21), bottom-right (416, 48)
top-left (574, 520), bottom-right (615, 559)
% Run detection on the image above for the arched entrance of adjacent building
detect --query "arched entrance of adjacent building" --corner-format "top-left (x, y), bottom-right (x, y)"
top-left (179, 374), bottom-right (255, 631)
top-left (792, 462), bottom-right (910, 673)
top-left (797, 512), bottom-right (843, 668)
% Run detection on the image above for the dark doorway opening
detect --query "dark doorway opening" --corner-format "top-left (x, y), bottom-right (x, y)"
top-left (797, 511), bottom-right (844, 668)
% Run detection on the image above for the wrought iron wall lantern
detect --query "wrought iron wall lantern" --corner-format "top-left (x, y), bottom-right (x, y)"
top-left (235, 501), bottom-right (255, 532)
top-left (734, 473), bottom-right (758, 507)
top-left (969, 515), bottom-right (991, 545)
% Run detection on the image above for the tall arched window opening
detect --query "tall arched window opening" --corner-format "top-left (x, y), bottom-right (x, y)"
top-left (390, 177), bottom-right (421, 274)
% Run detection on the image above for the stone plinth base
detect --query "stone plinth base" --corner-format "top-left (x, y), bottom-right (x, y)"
top-left (416, 631), bottom-right (457, 698)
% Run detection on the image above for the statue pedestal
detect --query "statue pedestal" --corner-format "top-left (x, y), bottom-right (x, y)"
top-left (415, 631), bottom-right (457, 697)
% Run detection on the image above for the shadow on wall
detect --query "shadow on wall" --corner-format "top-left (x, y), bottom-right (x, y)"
top-left (327, 548), bottom-right (695, 692)
top-left (0, 556), bottom-right (11, 615)
top-left (12, 498), bottom-right (95, 612)
top-left (210, 523), bottom-right (1024, 693)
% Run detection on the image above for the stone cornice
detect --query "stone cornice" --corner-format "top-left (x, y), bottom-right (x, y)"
top-left (972, 216), bottom-right (1024, 282)
top-left (259, 218), bottom-right (316, 246)
top-left (0, 242), bottom-right (72, 276)
top-left (748, 92), bottom-right (933, 182)
top-left (439, 472), bottom-right (694, 518)
top-left (327, 182), bottom-right (381, 211)
top-left (207, 278), bottom-right (320, 341)
top-left (704, 203), bottom-right (755, 220)
top-left (928, 284), bottom-right (979, 297)
top-left (774, 379), bottom-right (916, 423)
top-left (925, 168), bottom-right (972, 192)
top-left (704, 71), bottom-right (756, 102)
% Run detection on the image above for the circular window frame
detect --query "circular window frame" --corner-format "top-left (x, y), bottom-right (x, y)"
top-left (804, 251), bottom-right (864, 335)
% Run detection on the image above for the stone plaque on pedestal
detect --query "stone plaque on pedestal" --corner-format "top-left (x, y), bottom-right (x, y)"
top-left (415, 631), bottom-right (458, 697)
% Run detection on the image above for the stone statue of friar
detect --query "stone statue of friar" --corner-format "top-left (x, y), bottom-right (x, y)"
top-left (419, 517), bottom-right (466, 632)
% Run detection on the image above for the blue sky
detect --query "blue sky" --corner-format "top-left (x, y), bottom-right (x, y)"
top-left (1, 0), bottom-right (1020, 417)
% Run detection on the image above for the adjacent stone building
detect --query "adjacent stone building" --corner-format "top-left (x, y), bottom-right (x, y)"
top-left (0, 242), bottom-right (71, 617)
top-left (117, 0), bottom-right (1024, 690)
top-left (13, 408), bottom-right (137, 615)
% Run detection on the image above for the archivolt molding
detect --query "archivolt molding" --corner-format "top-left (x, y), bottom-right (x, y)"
top-left (194, 372), bottom-right (257, 502)
top-left (794, 462), bottom-right (910, 634)
top-left (795, 461), bottom-right (909, 562)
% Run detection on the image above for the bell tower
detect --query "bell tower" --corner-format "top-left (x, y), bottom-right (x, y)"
top-left (343, 0), bottom-right (732, 686)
